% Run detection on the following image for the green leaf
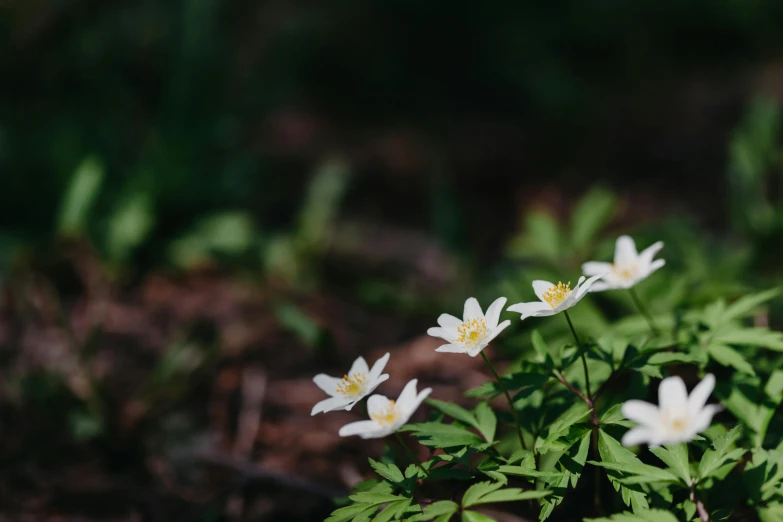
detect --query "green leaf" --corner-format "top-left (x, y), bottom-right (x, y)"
top-left (348, 492), bottom-right (406, 504)
top-left (427, 399), bottom-right (479, 429)
top-left (588, 460), bottom-right (680, 483)
top-left (570, 187), bottom-right (616, 250)
top-left (535, 403), bottom-right (590, 451)
top-left (474, 402), bottom-right (497, 443)
top-left (713, 328), bottom-right (783, 351)
top-left (597, 430), bottom-right (650, 512)
top-left (373, 499), bottom-right (411, 522)
top-left (707, 343), bottom-right (756, 375)
top-left (409, 501), bottom-right (459, 521)
top-left (405, 422), bottom-right (483, 448)
top-left (461, 511), bottom-right (497, 522)
top-left (645, 352), bottom-right (700, 366)
top-left (58, 156), bottom-right (104, 234)
top-left (649, 444), bottom-right (691, 485)
top-left (698, 426), bottom-right (744, 480)
top-left (584, 509), bottom-right (679, 522)
top-left (462, 482), bottom-right (502, 508)
top-left (723, 288), bottom-right (781, 322)
top-left (471, 489), bottom-right (551, 506)
top-left (531, 330), bottom-right (558, 369)
top-left (106, 191), bottom-right (155, 261)
top-left (369, 458), bottom-right (405, 483)
top-left (325, 503), bottom-right (377, 522)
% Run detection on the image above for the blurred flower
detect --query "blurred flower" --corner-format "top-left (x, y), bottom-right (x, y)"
top-left (338, 379), bottom-right (432, 439)
top-left (621, 374), bottom-right (719, 446)
top-left (507, 275), bottom-right (604, 320)
top-left (427, 297), bottom-right (511, 357)
top-left (582, 235), bottom-right (665, 292)
top-left (311, 353), bottom-right (390, 415)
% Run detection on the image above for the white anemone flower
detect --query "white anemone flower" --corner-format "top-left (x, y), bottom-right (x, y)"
top-left (426, 297), bottom-right (511, 357)
top-left (338, 379), bottom-right (432, 439)
top-left (582, 235), bottom-right (665, 292)
top-left (506, 275), bottom-right (604, 320)
top-left (621, 374), bottom-right (720, 446)
top-left (311, 353), bottom-right (390, 415)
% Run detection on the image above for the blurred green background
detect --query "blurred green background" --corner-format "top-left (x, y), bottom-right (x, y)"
top-left (4, 1), bottom-right (783, 520)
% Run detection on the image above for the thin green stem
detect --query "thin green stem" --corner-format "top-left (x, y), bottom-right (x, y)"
top-left (629, 287), bottom-right (659, 336)
top-left (394, 432), bottom-right (429, 478)
top-left (480, 351), bottom-right (527, 451)
top-left (564, 310), bottom-right (592, 402)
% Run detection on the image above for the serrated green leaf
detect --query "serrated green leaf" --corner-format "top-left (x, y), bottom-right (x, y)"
top-left (349, 492), bottom-right (406, 504)
top-left (597, 430), bottom-right (650, 512)
top-left (474, 402), bottom-right (497, 443)
top-left (589, 460), bottom-right (680, 483)
top-left (496, 466), bottom-right (567, 479)
top-left (470, 488), bottom-right (551, 506)
top-left (325, 503), bottom-right (375, 522)
top-left (369, 459), bottom-right (405, 483)
top-left (373, 499), bottom-right (410, 522)
top-left (649, 444), bottom-right (690, 485)
top-left (698, 426), bottom-right (744, 480)
top-left (462, 481), bottom-right (502, 508)
top-left (409, 500), bottom-right (459, 521)
top-left (405, 422), bottom-right (483, 448)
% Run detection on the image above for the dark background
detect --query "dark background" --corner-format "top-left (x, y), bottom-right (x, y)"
top-left (2, 1), bottom-right (783, 521)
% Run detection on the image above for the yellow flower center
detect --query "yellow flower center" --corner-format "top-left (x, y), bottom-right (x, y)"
top-left (612, 264), bottom-right (637, 280)
top-left (371, 400), bottom-right (399, 426)
top-left (456, 318), bottom-right (488, 346)
top-left (661, 409), bottom-right (688, 432)
top-left (542, 281), bottom-right (571, 308)
top-left (335, 372), bottom-right (367, 398)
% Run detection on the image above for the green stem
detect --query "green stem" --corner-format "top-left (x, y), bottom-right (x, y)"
top-left (564, 310), bottom-right (592, 402)
top-left (629, 287), bottom-right (659, 336)
top-left (480, 351), bottom-right (527, 451)
top-left (394, 432), bottom-right (429, 478)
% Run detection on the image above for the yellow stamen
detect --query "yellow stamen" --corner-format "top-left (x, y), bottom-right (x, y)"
top-left (335, 372), bottom-right (367, 397)
top-left (612, 264), bottom-right (637, 280)
top-left (371, 400), bottom-right (399, 425)
top-left (671, 419), bottom-right (685, 431)
top-left (542, 281), bottom-right (571, 308)
top-left (455, 318), bottom-right (488, 345)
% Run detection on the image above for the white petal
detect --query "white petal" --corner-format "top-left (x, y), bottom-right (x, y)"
top-left (467, 344), bottom-right (486, 357)
top-left (532, 280), bottom-right (555, 301)
top-left (687, 374), bottom-right (715, 417)
top-left (614, 235), bottom-right (638, 265)
top-left (689, 404), bottom-right (721, 435)
top-left (574, 273), bottom-right (604, 300)
top-left (367, 394), bottom-right (393, 416)
top-left (435, 344), bottom-right (468, 354)
top-left (339, 420), bottom-right (381, 437)
top-left (313, 374), bottom-right (340, 395)
top-left (646, 258), bottom-right (665, 275)
top-left (658, 376), bottom-right (688, 413)
top-left (622, 400), bottom-right (660, 427)
top-left (311, 396), bottom-right (352, 415)
top-left (349, 356), bottom-right (370, 377)
top-left (587, 281), bottom-right (614, 292)
top-left (482, 320), bottom-right (511, 345)
top-left (397, 379), bottom-right (420, 410)
top-left (427, 327), bottom-right (456, 342)
top-left (639, 241), bottom-right (664, 267)
top-left (463, 297), bottom-right (483, 320)
top-left (622, 427), bottom-right (654, 446)
top-left (437, 313), bottom-right (462, 330)
top-left (368, 353), bottom-right (391, 382)
top-left (366, 374), bottom-right (389, 393)
top-left (399, 387), bottom-right (432, 421)
top-left (358, 424), bottom-right (396, 439)
top-left (507, 301), bottom-right (552, 318)
top-left (484, 297), bottom-right (507, 330)
top-left (582, 261), bottom-right (613, 276)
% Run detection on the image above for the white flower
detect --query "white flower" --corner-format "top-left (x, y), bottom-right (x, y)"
top-left (338, 379), bottom-right (432, 439)
top-left (311, 353), bottom-right (390, 415)
top-left (621, 374), bottom-right (720, 446)
top-left (506, 275), bottom-right (604, 320)
top-left (426, 297), bottom-right (511, 357)
top-left (582, 235), bottom-right (665, 292)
